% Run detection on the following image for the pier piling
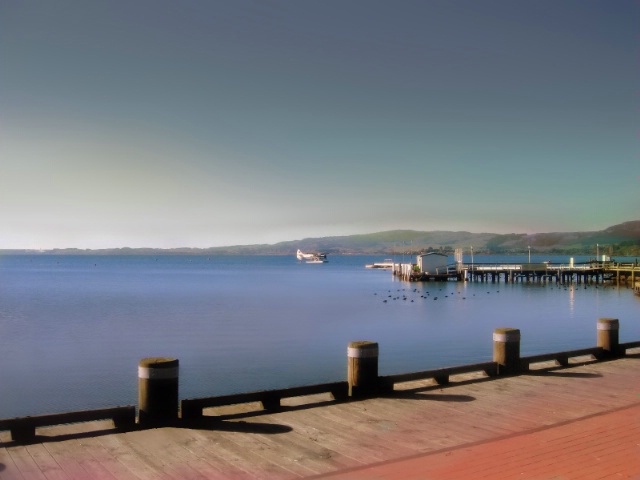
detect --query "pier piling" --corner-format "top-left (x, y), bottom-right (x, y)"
top-left (138, 357), bottom-right (179, 425)
top-left (493, 328), bottom-right (521, 374)
top-left (597, 318), bottom-right (621, 358)
top-left (347, 341), bottom-right (379, 397)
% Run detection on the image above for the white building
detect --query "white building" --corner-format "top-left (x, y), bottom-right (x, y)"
top-left (416, 253), bottom-right (448, 274)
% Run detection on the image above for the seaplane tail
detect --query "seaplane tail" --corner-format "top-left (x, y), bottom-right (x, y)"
top-left (297, 249), bottom-right (314, 260)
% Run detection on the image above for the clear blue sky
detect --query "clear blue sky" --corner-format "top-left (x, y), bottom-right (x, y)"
top-left (1, 1), bottom-right (638, 249)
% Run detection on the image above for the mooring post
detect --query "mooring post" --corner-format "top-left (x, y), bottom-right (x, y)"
top-left (138, 357), bottom-right (179, 425)
top-left (597, 318), bottom-right (621, 358)
top-left (347, 341), bottom-right (379, 397)
top-left (493, 328), bottom-right (521, 374)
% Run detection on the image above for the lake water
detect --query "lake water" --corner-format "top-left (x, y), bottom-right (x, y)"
top-left (0, 254), bottom-right (638, 418)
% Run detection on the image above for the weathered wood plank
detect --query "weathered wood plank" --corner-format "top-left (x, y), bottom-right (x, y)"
top-left (96, 432), bottom-right (169, 480)
top-left (25, 444), bottom-right (68, 480)
top-left (283, 406), bottom-right (385, 465)
top-left (70, 435), bottom-right (142, 480)
top-left (185, 426), bottom-right (297, 479)
top-left (0, 447), bottom-right (26, 480)
top-left (150, 427), bottom-right (246, 479)
top-left (456, 377), bottom-right (563, 420)
top-left (268, 409), bottom-right (375, 471)
top-left (6, 446), bottom-right (48, 480)
top-left (43, 439), bottom-right (109, 480)
top-left (234, 414), bottom-right (351, 476)
top-left (319, 400), bottom-right (428, 458)
top-left (118, 428), bottom-right (213, 480)
top-left (456, 376), bottom-right (585, 426)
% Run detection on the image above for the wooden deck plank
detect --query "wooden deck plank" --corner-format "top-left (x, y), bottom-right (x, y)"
top-left (347, 394), bottom-right (490, 451)
top-left (96, 432), bottom-right (171, 480)
top-left (25, 444), bottom-right (69, 480)
top-left (329, 393), bottom-right (481, 452)
top-left (116, 428), bottom-right (214, 480)
top-left (43, 439), bottom-right (116, 480)
top-left (183, 425), bottom-right (305, 479)
top-left (446, 378), bottom-right (571, 429)
top-left (181, 424), bottom-right (303, 479)
top-left (149, 427), bottom-right (246, 480)
top-left (243, 414), bottom-right (355, 476)
top-left (160, 428), bottom-right (251, 479)
top-left (455, 374), bottom-right (597, 424)
top-left (309, 401), bottom-right (417, 459)
top-left (215, 418), bottom-right (341, 478)
top-left (0, 447), bottom-right (25, 480)
top-left (6, 447), bottom-right (48, 480)
top-left (267, 408), bottom-right (382, 469)
top-left (148, 427), bottom-right (236, 480)
top-left (71, 435), bottom-right (145, 480)
top-left (281, 406), bottom-right (387, 465)
top-left (516, 367), bottom-right (637, 413)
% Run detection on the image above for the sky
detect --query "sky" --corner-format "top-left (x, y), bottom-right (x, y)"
top-left (1, 0), bottom-right (638, 249)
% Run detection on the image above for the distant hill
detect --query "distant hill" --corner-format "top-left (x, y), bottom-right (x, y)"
top-left (3, 221), bottom-right (639, 256)
top-left (264, 221), bottom-right (640, 256)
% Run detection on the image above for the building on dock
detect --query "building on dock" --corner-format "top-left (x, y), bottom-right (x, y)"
top-left (417, 253), bottom-right (448, 274)
top-left (394, 253), bottom-right (460, 281)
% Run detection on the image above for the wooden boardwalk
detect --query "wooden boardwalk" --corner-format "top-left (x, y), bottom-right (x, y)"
top-left (1, 352), bottom-right (639, 479)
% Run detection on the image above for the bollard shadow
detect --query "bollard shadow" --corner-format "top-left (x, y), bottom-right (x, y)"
top-left (526, 370), bottom-right (603, 378)
top-left (386, 374), bottom-right (499, 395)
top-left (386, 391), bottom-right (476, 402)
top-left (0, 463), bottom-right (5, 472)
top-left (179, 418), bottom-right (292, 434)
top-left (524, 361), bottom-right (605, 378)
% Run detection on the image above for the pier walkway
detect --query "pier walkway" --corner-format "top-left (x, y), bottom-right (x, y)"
top-left (1, 351), bottom-right (639, 479)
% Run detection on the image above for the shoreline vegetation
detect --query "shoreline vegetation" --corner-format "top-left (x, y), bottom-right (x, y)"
top-left (2, 220), bottom-right (639, 257)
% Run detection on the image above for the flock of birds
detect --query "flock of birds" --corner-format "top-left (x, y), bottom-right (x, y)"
top-left (375, 287), bottom-right (481, 303)
top-left (374, 283), bottom-right (600, 304)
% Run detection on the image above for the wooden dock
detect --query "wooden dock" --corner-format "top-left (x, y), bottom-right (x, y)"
top-left (2, 349), bottom-right (639, 479)
top-left (393, 260), bottom-right (640, 285)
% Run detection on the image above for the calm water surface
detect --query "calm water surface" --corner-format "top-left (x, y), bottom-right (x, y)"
top-left (0, 254), bottom-right (638, 417)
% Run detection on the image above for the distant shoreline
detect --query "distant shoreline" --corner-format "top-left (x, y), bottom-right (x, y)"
top-left (1, 221), bottom-right (638, 257)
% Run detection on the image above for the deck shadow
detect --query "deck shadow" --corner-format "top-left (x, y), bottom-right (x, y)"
top-left (526, 370), bottom-right (602, 378)
top-left (179, 418), bottom-right (292, 434)
top-left (0, 418), bottom-right (293, 446)
top-left (0, 427), bottom-right (135, 446)
top-left (387, 391), bottom-right (476, 402)
top-left (189, 396), bottom-right (350, 422)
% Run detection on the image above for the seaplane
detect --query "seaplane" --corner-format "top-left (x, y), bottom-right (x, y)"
top-left (296, 249), bottom-right (328, 263)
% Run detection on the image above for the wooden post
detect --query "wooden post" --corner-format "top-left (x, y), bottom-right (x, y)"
top-left (597, 318), bottom-right (621, 358)
top-left (138, 357), bottom-right (179, 425)
top-left (493, 328), bottom-right (521, 374)
top-left (347, 341), bottom-right (379, 397)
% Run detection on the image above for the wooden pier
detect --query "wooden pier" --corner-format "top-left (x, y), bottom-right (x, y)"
top-left (393, 260), bottom-right (640, 285)
top-left (1, 321), bottom-right (639, 478)
top-left (1, 350), bottom-right (638, 478)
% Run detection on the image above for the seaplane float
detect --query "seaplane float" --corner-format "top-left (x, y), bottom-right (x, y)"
top-left (296, 249), bottom-right (328, 264)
